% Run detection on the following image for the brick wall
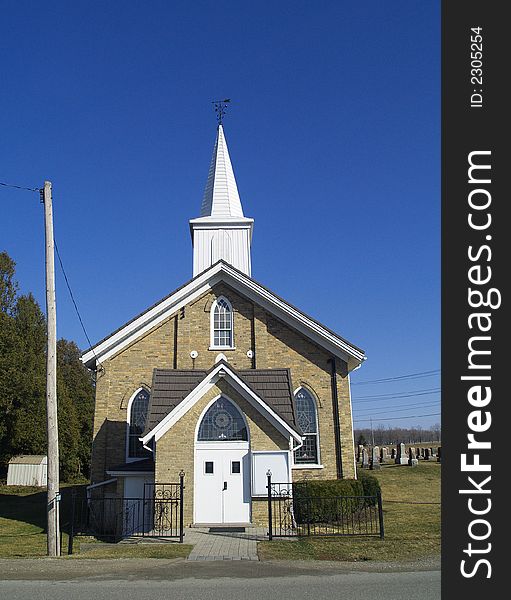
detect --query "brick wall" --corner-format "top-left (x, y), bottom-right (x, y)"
top-left (90, 282), bottom-right (356, 493)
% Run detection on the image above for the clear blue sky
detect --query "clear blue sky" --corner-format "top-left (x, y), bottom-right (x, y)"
top-left (1, 1), bottom-right (440, 430)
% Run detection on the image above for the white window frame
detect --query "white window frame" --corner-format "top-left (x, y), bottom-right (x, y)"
top-left (126, 387), bottom-right (151, 462)
top-left (292, 386), bottom-right (323, 469)
top-left (209, 296), bottom-right (235, 350)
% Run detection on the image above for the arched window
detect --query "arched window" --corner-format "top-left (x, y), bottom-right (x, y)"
top-left (128, 389), bottom-right (151, 459)
top-left (294, 387), bottom-right (320, 464)
top-left (211, 296), bottom-right (234, 348)
top-left (197, 397), bottom-right (248, 441)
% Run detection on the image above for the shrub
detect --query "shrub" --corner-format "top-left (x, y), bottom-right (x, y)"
top-left (292, 479), bottom-right (368, 524)
top-left (357, 472), bottom-right (382, 506)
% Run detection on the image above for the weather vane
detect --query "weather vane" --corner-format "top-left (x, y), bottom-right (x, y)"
top-left (212, 99), bottom-right (231, 125)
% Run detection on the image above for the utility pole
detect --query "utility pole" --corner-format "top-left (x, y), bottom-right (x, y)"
top-left (43, 181), bottom-right (60, 557)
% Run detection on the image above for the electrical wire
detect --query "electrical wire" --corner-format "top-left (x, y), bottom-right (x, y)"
top-left (351, 369), bottom-right (440, 386)
top-left (352, 388), bottom-right (440, 403)
top-left (353, 401), bottom-right (440, 417)
top-left (54, 240), bottom-right (103, 371)
top-left (353, 412), bottom-right (441, 423)
top-left (353, 400), bottom-right (440, 414)
top-left (0, 180), bottom-right (40, 192)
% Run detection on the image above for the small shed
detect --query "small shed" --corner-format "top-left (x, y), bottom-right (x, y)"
top-left (7, 455), bottom-right (48, 487)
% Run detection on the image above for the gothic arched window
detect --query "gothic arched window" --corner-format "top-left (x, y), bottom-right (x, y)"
top-left (197, 397), bottom-right (248, 441)
top-left (294, 387), bottom-right (320, 464)
top-left (128, 389), bottom-right (151, 459)
top-left (211, 296), bottom-right (234, 348)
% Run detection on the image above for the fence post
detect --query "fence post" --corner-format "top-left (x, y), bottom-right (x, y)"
top-left (377, 491), bottom-right (385, 539)
top-left (179, 470), bottom-right (185, 543)
top-left (266, 470), bottom-right (272, 541)
top-left (68, 490), bottom-right (76, 555)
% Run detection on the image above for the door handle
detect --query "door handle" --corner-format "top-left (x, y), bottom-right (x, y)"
top-left (223, 481), bottom-right (227, 491)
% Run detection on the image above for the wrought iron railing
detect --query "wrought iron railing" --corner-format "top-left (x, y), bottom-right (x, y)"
top-left (67, 473), bottom-right (185, 551)
top-left (266, 476), bottom-right (384, 540)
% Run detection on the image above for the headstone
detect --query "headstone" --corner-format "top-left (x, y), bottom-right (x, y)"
top-left (380, 447), bottom-right (384, 462)
top-left (382, 447), bottom-right (389, 461)
top-left (370, 446), bottom-right (380, 470)
top-left (357, 445), bottom-right (364, 463)
top-left (437, 446), bottom-right (442, 462)
top-left (408, 448), bottom-right (414, 466)
top-left (416, 448), bottom-right (421, 459)
top-left (362, 447), bottom-right (369, 468)
top-left (421, 448), bottom-right (425, 457)
top-left (430, 447), bottom-right (436, 457)
top-left (395, 442), bottom-right (408, 465)
top-left (409, 458), bottom-right (419, 467)
top-left (391, 448), bottom-right (396, 459)
top-left (424, 448), bottom-right (431, 460)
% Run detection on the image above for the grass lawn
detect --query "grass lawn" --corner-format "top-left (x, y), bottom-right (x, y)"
top-left (258, 461), bottom-right (441, 562)
top-left (0, 484), bottom-right (191, 559)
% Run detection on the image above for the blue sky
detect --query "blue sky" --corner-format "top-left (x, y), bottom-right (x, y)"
top-left (1, 1), bottom-right (440, 429)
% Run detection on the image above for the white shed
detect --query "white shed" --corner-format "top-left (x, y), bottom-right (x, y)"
top-left (7, 455), bottom-right (48, 487)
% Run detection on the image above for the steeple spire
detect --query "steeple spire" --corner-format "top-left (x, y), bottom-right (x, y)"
top-left (200, 124), bottom-right (244, 219)
top-left (190, 123), bottom-right (254, 277)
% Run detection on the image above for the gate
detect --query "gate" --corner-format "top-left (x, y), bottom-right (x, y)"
top-left (266, 474), bottom-right (384, 540)
top-left (68, 472), bottom-right (185, 551)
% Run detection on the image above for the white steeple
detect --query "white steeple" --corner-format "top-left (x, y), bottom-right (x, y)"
top-left (190, 125), bottom-right (254, 277)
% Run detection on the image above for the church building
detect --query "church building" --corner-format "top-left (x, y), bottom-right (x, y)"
top-left (82, 121), bottom-right (366, 527)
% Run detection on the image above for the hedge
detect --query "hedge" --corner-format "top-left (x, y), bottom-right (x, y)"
top-left (291, 476), bottom-right (381, 523)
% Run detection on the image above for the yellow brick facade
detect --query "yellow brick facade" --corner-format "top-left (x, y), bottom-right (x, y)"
top-left (90, 282), bottom-right (357, 521)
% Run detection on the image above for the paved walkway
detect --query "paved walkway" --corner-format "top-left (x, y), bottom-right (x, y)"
top-left (184, 527), bottom-right (267, 561)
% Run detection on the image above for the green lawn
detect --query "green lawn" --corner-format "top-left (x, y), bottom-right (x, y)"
top-left (258, 461), bottom-right (441, 562)
top-left (0, 484), bottom-right (191, 559)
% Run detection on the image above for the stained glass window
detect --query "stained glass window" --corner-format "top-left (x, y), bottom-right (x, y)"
top-left (128, 389), bottom-right (151, 458)
top-left (197, 398), bottom-right (248, 441)
top-left (294, 387), bottom-right (319, 464)
top-left (212, 297), bottom-right (233, 347)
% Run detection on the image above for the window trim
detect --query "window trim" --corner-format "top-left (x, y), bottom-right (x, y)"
top-left (126, 387), bottom-right (151, 462)
top-left (210, 296), bottom-right (235, 350)
top-left (292, 386), bottom-right (321, 468)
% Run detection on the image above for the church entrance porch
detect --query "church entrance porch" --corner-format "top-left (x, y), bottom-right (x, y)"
top-left (193, 395), bottom-right (252, 525)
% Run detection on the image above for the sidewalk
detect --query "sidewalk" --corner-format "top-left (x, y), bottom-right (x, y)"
top-left (184, 527), bottom-right (268, 561)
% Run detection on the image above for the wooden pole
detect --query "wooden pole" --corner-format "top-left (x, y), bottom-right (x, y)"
top-left (43, 180), bottom-right (60, 556)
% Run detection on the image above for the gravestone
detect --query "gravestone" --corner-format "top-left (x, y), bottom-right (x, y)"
top-left (382, 447), bottom-right (389, 461)
top-left (391, 448), bottom-right (396, 459)
top-left (370, 446), bottom-right (380, 470)
top-left (395, 442), bottom-right (408, 465)
top-left (424, 448), bottom-right (431, 460)
top-left (430, 447), bottom-right (436, 457)
top-left (357, 445), bottom-right (364, 463)
top-left (437, 446), bottom-right (442, 462)
top-left (362, 447), bottom-right (369, 468)
top-left (416, 448), bottom-right (421, 459)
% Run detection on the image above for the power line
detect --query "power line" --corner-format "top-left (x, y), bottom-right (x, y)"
top-left (353, 400), bottom-right (440, 414)
top-left (351, 369), bottom-right (440, 386)
top-left (54, 239), bottom-right (102, 371)
top-left (352, 388), bottom-right (440, 402)
top-left (0, 180), bottom-right (40, 193)
top-left (353, 401), bottom-right (440, 417)
top-left (353, 412), bottom-right (441, 423)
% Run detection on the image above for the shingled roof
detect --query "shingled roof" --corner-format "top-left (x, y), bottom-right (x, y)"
top-left (143, 365), bottom-right (300, 438)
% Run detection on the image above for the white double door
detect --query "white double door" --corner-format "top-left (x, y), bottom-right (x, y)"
top-left (195, 445), bottom-right (251, 524)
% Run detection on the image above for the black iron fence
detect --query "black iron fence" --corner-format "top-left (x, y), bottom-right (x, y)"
top-left (267, 476), bottom-right (384, 540)
top-left (68, 474), bottom-right (184, 551)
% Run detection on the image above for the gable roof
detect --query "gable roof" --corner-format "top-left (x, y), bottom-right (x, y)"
top-left (81, 260), bottom-right (366, 371)
top-left (144, 366), bottom-right (298, 437)
top-left (140, 361), bottom-right (303, 446)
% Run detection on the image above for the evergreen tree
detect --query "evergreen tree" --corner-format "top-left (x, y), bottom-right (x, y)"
top-left (0, 251), bottom-right (95, 480)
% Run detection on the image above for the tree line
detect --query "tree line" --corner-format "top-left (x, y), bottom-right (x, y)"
top-left (355, 424), bottom-right (441, 447)
top-left (0, 251), bottom-right (95, 481)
